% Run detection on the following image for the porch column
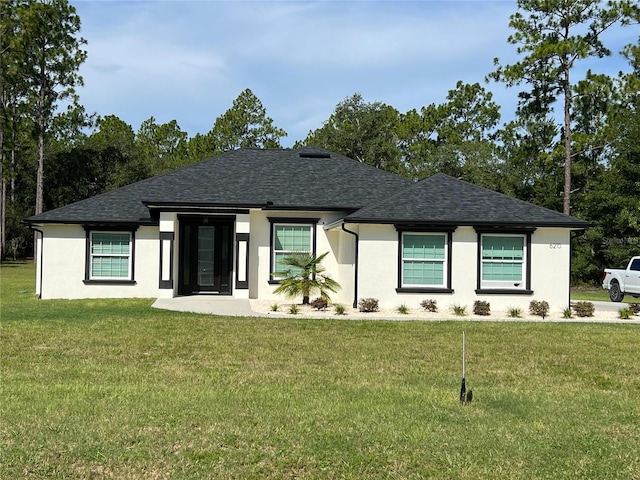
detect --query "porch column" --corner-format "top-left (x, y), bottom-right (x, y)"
top-left (235, 214), bottom-right (250, 298)
top-left (158, 212), bottom-right (176, 298)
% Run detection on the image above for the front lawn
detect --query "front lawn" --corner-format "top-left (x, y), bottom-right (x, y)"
top-left (2, 262), bottom-right (640, 479)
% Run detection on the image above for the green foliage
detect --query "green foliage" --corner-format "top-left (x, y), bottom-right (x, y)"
top-left (272, 252), bottom-right (340, 305)
top-left (358, 297), bottom-right (379, 313)
top-left (529, 300), bottom-right (550, 319)
top-left (450, 304), bottom-right (467, 316)
top-left (507, 307), bottom-right (523, 318)
top-left (287, 303), bottom-right (299, 315)
top-left (333, 303), bottom-right (346, 315)
top-left (310, 297), bottom-right (328, 311)
top-left (618, 307), bottom-right (633, 319)
top-left (572, 301), bottom-right (595, 318)
top-left (17, 0), bottom-right (88, 216)
top-left (400, 82), bottom-right (502, 186)
top-left (494, 115), bottom-right (564, 212)
top-left (44, 146), bottom-right (116, 209)
top-left (563, 307), bottom-right (573, 319)
top-left (186, 132), bottom-right (217, 162)
top-left (396, 304), bottom-right (409, 315)
top-left (570, 66), bottom-right (640, 284)
top-left (488, 0), bottom-right (638, 214)
top-left (135, 116), bottom-right (189, 176)
top-left (210, 88), bottom-right (287, 152)
top-left (270, 303), bottom-right (279, 312)
top-left (1, 0), bottom-right (89, 258)
top-left (298, 93), bottom-right (406, 175)
top-left (473, 301), bottom-right (491, 316)
top-left (420, 299), bottom-right (438, 312)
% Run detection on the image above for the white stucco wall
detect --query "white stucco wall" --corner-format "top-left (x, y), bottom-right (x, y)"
top-left (37, 224), bottom-right (160, 299)
top-left (357, 224), bottom-right (573, 313)
top-left (34, 215), bottom-right (574, 312)
top-left (529, 228), bottom-right (572, 308)
top-left (248, 210), bottom-right (353, 305)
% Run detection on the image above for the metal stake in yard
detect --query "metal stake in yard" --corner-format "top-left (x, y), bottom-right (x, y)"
top-left (460, 331), bottom-right (466, 404)
top-left (460, 331), bottom-right (473, 405)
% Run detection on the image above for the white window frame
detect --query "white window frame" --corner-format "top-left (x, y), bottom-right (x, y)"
top-left (271, 223), bottom-right (314, 279)
top-left (480, 233), bottom-right (526, 290)
top-left (89, 231), bottom-right (133, 281)
top-left (401, 232), bottom-right (448, 288)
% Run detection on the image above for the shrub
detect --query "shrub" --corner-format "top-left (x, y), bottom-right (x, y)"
top-left (562, 307), bottom-right (573, 319)
top-left (310, 297), bottom-right (328, 311)
top-left (572, 301), bottom-right (595, 318)
top-left (288, 304), bottom-right (299, 315)
top-left (358, 298), bottom-right (379, 313)
top-left (629, 304), bottom-right (640, 315)
top-left (529, 300), bottom-right (550, 319)
top-left (473, 301), bottom-right (491, 316)
top-left (397, 304), bottom-right (409, 314)
top-left (507, 307), bottom-right (522, 318)
top-left (420, 299), bottom-right (438, 312)
top-left (270, 303), bottom-right (279, 312)
top-left (273, 252), bottom-right (340, 304)
top-left (334, 304), bottom-right (346, 315)
top-left (618, 307), bottom-right (633, 320)
top-left (451, 304), bottom-right (467, 316)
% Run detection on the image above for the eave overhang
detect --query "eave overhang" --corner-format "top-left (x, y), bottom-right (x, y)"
top-left (23, 218), bottom-right (157, 227)
top-left (343, 217), bottom-right (591, 230)
top-left (142, 200), bottom-right (360, 214)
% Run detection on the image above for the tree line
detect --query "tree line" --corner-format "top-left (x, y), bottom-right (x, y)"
top-left (1, 0), bottom-right (639, 285)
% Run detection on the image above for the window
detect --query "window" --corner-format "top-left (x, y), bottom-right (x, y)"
top-left (273, 224), bottom-right (312, 276)
top-left (396, 229), bottom-right (453, 293)
top-left (401, 233), bottom-right (447, 287)
top-left (85, 231), bottom-right (135, 282)
top-left (480, 234), bottom-right (526, 290)
top-left (268, 218), bottom-right (318, 283)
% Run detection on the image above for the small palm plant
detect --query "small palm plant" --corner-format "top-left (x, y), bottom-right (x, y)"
top-left (272, 252), bottom-right (341, 305)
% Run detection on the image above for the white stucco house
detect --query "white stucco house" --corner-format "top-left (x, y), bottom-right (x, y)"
top-left (25, 147), bottom-right (589, 311)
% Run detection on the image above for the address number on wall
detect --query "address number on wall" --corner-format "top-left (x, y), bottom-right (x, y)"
top-left (549, 243), bottom-right (562, 249)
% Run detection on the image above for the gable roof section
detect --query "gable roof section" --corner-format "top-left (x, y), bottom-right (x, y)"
top-left (26, 147), bottom-right (412, 225)
top-left (346, 173), bottom-right (590, 229)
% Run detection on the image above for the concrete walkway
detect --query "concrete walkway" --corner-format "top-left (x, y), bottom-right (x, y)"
top-left (152, 296), bottom-right (257, 316)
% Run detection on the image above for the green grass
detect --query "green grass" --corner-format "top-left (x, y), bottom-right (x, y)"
top-left (571, 286), bottom-right (640, 303)
top-left (2, 262), bottom-right (640, 479)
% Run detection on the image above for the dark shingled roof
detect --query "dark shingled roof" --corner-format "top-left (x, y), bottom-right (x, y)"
top-left (26, 147), bottom-right (411, 225)
top-left (25, 150), bottom-right (589, 229)
top-left (345, 173), bottom-right (590, 228)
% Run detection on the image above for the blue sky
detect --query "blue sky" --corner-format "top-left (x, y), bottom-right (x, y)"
top-left (71, 1), bottom-right (635, 147)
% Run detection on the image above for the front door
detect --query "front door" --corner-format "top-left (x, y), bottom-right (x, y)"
top-left (179, 218), bottom-right (233, 295)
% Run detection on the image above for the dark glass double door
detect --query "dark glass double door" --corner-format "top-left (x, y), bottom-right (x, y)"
top-left (179, 218), bottom-right (233, 295)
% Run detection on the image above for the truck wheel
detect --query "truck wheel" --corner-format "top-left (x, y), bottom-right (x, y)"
top-left (609, 281), bottom-right (624, 302)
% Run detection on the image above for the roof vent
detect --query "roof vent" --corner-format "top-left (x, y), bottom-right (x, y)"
top-left (298, 146), bottom-right (331, 159)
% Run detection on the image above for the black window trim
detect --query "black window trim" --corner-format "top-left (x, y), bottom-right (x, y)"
top-left (474, 227), bottom-right (534, 295)
top-left (267, 217), bottom-right (319, 284)
top-left (83, 225), bottom-right (138, 285)
top-left (394, 225), bottom-right (455, 294)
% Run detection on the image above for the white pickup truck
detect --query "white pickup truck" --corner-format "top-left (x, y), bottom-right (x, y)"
top-left (602, 256), bottom-right (640, 302)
